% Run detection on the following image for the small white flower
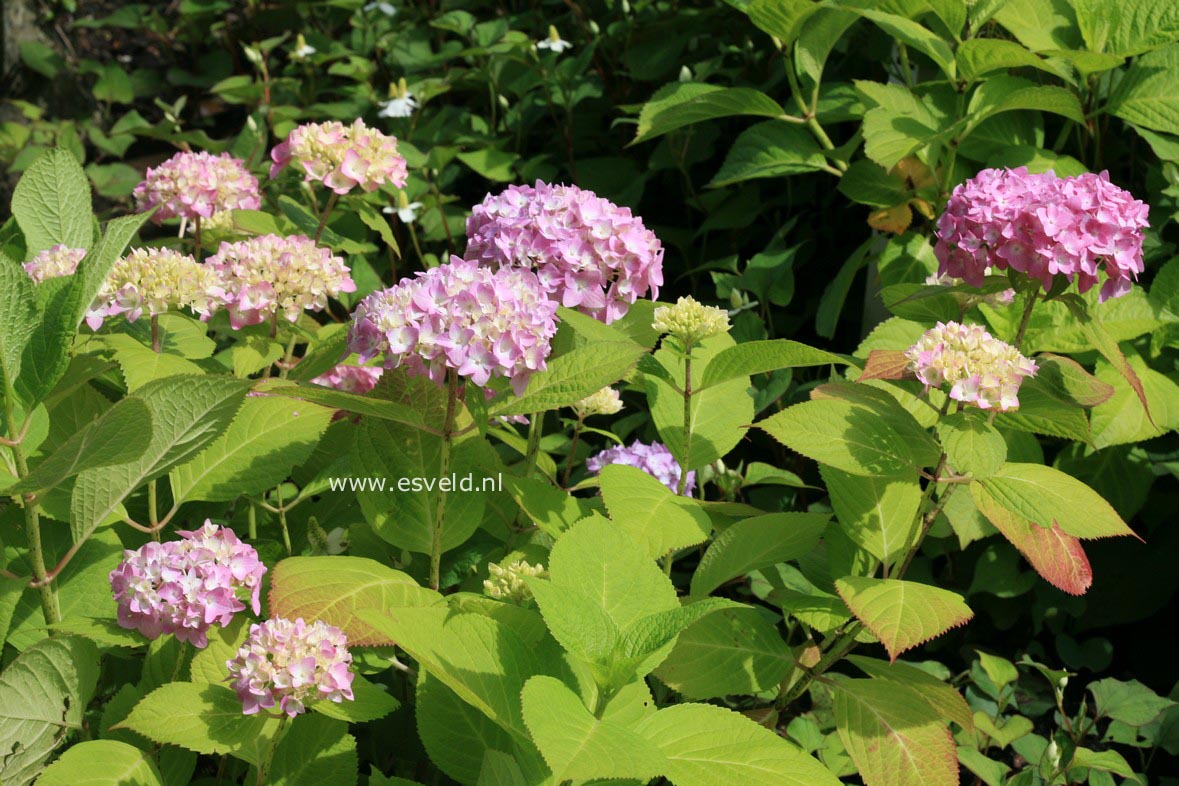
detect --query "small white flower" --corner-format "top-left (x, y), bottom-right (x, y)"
top-left (537, 25), bottom-right (572, 53)
top-left (678, 65), bottom-right (692, 82)
top-left (291, 34), bottom-right (316, 61)
top-left (383, 199), bottom-right (424, 224)
top-left (364, 1), bottom-right (397, 15)
top-left (378, 95), bottom-right (418, 118)
top-left (325, 527), bottom-right (349, 555)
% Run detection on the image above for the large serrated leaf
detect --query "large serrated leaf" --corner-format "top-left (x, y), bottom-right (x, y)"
top-left (599, 464), bottom-right (712, 559)
top-left (268, 713), bottom-right (359, 786)
top-left (835, 577), bottom-right (974, 662)
top-left (654, 607), bottom-right (791, 699)
top-left (822, 468), bottom-right (920, 566)
top-left (0, 255), bottom-right (38, 409)
top-left (975, 462), bottom-right (1137, 540)
top-left (632, 82), bottom-right (785, 145)
top-left (489, 340), bottom-right (646, 417)
top-left (36, 740), bottom-right (164, 786)
top-left (690, 512), bottom-right (829, 596)
top-left (10, 148), bottom-right (93, 257)
top-left (268, 556), bottom-right (441, 647)
top-left (698, 339), bottom-right (847, 389)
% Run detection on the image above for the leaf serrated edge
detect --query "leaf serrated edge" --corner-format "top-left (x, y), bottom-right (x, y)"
top-left (835, 579), bottom-right (974, 663)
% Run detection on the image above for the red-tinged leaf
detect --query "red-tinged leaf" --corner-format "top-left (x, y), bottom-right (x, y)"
top-left (858, 350), bottom-right (913, 382)
top-left (1037, 354), bottom-right (1115, 408)
top-left (975, 463), bottom-right (1139, 541)
top-left (835, 577), bottom-right (974, 662)
top-left (972, 484), bottom-right (1093, 595)
top-left (1059, 295), bottom-right (1153, 425)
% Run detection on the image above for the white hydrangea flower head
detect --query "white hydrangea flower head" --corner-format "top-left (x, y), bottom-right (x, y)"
top-left (904, 321), bottom-right (1038, 412)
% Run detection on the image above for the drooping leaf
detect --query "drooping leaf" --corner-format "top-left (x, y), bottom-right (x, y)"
top-left (1088, 678), bottom-right (1177, 726)
top-left (974, 463), bottom-right (1137, 540)
top-left (636, 702), bottom-right (841, 786)
top-left (690, 512), bottom-right (829, 596)
top-left (633, 83), bottom-right (785, 145)
top-left (36, 740), bottom-right (164, 786)
top-left (0, 257), bottom-right (40, 409)
top-left (490, 340), bottom-right (646, 417)
top-left (268, 556), bottom-right (441, 647)
top-left (821, 468), bottom-right (920, 566)
top-left (709, 121), bottom-right (829, 186)
top-left (268, 713), bottom-right (359, 786)
top-left (846, 656), bottom-right (973, 731)
top-left (832, 676), bottom-right (959, 786)
top-left (0, 635), bottom-right (100, 786)
top-left (698, 339), bottom-right (847, 389)
top-left (835, 577), bottom-right (974, 662)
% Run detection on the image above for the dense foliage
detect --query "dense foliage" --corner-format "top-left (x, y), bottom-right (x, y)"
top-left (4, 1), bottom-right (1179, 785)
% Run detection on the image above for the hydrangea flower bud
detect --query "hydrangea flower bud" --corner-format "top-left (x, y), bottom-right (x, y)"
top-left (310, 364), bottom-right (384, 394)
top-left (904, 321), bottom-right (1038, 412)
top-left (87, 248), bottom-right (221, 330)
top-left (206, 234), bottom-right (356, 329)
top-left (483, 560), bottom-right (548, 604)
top-left (464, 181), bottom-right (664, 323)
top-left (23, 244), bottom-right (86, 283)
top-left (270, 119), bottom-right (408, 194)
top-left (571, 387), bottom-right (623, 419)
top-left (109, 521), bottom-right (266, 648)
top-left (226, 617), bottom-right (355, 717)
top-left (586, 440), bottom-right (695, 495)
top-left (133, 151), bottom-right (261, 224)
top-left (348, 256), bottom-right (558, 395)
top-left (652, 295), bottom-right (730, 346)
top-left (936, 167), bottom-right (1149, 302)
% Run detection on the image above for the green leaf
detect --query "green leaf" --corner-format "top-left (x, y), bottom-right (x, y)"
top-left (70, 375), bottom-right (250, 544)
top-left (358, 606), bottom-right (541, 738)
top-left (1088, 678), bottom-right (1177, 725)
top-left (36, 740), bottom-right (164, 786)
top-left (636, 702), bottom-right (841, 786)
top-left (690, 512), bottom-right (829, 596)
top-left (731, 0), bottom-right (822, 46)
top-left (936, 411), bottom-right (1007, 478)
top-left (268, 556), bottom-right (441, 647)
top-left (456, 148), bottom-right (518, 182)
top-left (837, 162), bottom-right (910, 208)
top-left (312, 675), bottom-right (399, 723)
top-left (9, 397), bottom-right (152, 495)
top-left (600, 464), bottom-right (712, 559)
top-left (253, 378), bottom-right (423, 427)
top-left (1109, 44), bottom-right (1179, 136)
top-left (835, 577), bottom-right (973, 662)
top-left (1089, 354), bottom-right (1179, 448)
top-left (857, 83), bottom-right (941, 170)
top-left (698, 339), bottom-right (847, 389)
top-left (169, 396), bottom-right (333, 503)
top-left (489, 340), bottom-right (646, 416)
top-left (1067, 747), bottom-right (1143, 784)
top-left (94, 333), bottom-right (205, 390)
top-left (268, 713), bottom-right (359, 786)
top-left (956, 38), bottom-right (1058, 81)
top-left (709, 120), bottom-right (828, 186)
top-left (0, 256), bottom-right (38, 409)
top-left (633, 82), bottom-right (786, 145)
top-left (501, 474), bottom-right (595, 538)
top-left (520, 675), bottom-right (665, 781)
top-left (288, 324), bottom-right (349, 383)
top-left (856, 10), bottom-right (956, 77)
top-left (847, 656), bottom-right (973, 731)
top-left (832, 676), bottom-right (959, 786)
top-left (10, 148), bottom-right (93, 256)
top-left (231, 335), bottom-right (283, 377)
top-left (758, 397), bottom-right (941, 477)
top-left (646, 333), bottom-right (753, 469)
top-left (654, 607), bottom-right (791, 699)
top-left (821, 468), bottom-right (920, 566)
top-left (0, 635), bottom-right (100, 786)
top-left (1072, 0), bottom-right (1179, 56)
top-left (120, 682), bottom-right (281, 766)
top-left (993, 0), bottom-right (1085, 52)
top-left (417, 672), bottom-right (515, 784)
top-left (974, 463), bottom-right (1137, 539)
top-left (966, 77), bottom-right (1085, 128)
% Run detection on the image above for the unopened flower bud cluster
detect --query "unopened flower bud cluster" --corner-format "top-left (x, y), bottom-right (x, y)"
top-left (572, 387), bottom-right (623, 419)
top-left (652, 295), bottom-right (730, 346)
top-left (87, 247), bottom-right (221, 329)
top-left (483, 560), bottom-right (549, 604)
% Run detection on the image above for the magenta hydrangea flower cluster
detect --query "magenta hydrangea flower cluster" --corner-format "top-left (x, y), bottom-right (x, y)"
top-left (206, 234), bottom-right (356, 329)
top-left (133, 151), bottom-right (261, 224)
top-left (226, 617), bottom-right (355, 717)
top-left (348, 257), bottom-right (558, 395)
top-left (464, 181), bottom-right (664, 322)
top-left (585, 440), bottom-right (695, 495)
top-left (270, 119), bottom-right (408, 194)
top-left (904, 321), bottom-right (1039, 412)
top-left (935, 167), bottom-right (1149, 302)
top-left (311, 364), bottom-right (384, 394)
top-left (23, 244), bottom-right (86, 283)
top-left (109, 522), bottom-right (266, 648)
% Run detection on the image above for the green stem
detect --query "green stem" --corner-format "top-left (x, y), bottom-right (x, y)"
top-left (276, 485), bottom-right (291, 557)
top-left (1014, 290), bottom-right (1038, 352)
top-left (677, 350), bottom-right (693, 497)
top-left (248, 502), bottom-right (258, 540)
top-left (561, 419), bottom-right (584, 489)
top-left (257, 715), bottom-right (289, 785)
top-left (783, 51), bottom-right (846, 172)
top-left (148, 479), bottom-right (161, 542)
top-left (522, 411), bottom-right (543, 479)
top-left (313, 192), bottom-right (339, 244)
top-left (4, 391), bottom-right (59, 623)
top-left (194, 216), bottom-right (203, 264)
top-left (150, 315), bottom-right (161, 353)
top-left (430, 371), bottom-right (461, 591)
top-left (277, 335), bottom-right (298, 379)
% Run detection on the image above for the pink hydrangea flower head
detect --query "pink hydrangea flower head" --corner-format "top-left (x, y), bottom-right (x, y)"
top-left (86, 247), bottom-right (221, 330)
top-left (108, 521), bottom-right (266, 648)
top-left (904, 321), bottom-right (1038, 412)
top-left (347, 256), bottom-right (558, 395)
top-left (464, 181), bottom-right (664, 322)
top-left (226, 617), bottom-right (355, 717)
top-left (24, 244), bottom-right (86, 283)
top-left (133, 151), bottom-right (261, 224)
top-left (206, 234), bottom-right (356, 329)
top-left (935, 167), bottom-right (1148, 302)
top-left (585, 440), bottom-right (695, 495)
top-left (311, 364), bottom-right (384, 394)
top-left (270, 119), bottom-right (408, 194)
